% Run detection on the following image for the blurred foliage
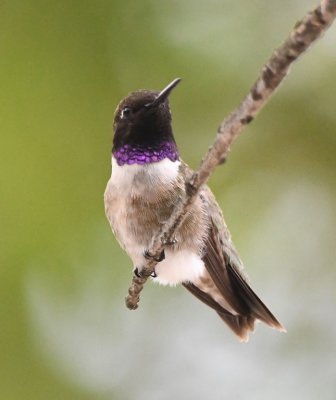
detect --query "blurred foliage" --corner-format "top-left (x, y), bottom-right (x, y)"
top-left (1, 1), bottom-right (336, 399)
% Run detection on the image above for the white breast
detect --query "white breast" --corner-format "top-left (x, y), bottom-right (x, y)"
top-left (107, 157), bottom-right (206, 286)
top-left (111, 157), bottom-right (181, 198)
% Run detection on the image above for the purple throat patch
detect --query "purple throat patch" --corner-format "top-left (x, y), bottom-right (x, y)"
top-left (113, 141), bottom-right (179, 166)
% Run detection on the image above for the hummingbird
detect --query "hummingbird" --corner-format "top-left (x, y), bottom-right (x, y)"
top-left (104, 78), bottom-right (285, 341)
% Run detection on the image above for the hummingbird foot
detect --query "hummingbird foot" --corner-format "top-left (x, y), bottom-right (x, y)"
top-left (134, 267), bottom-right (142, 278)
top-left (162, 236), bottom-right (178, 246)
top-left (134, 267), bottom-right (157, 278)
top-left (144, 249), bottom-right (165, 262)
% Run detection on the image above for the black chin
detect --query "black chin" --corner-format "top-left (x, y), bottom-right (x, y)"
top-left (113, 120), bottom-right (175, 152)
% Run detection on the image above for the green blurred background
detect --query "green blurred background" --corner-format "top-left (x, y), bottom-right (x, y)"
top-left (1, 0), bottom-right (336, 399)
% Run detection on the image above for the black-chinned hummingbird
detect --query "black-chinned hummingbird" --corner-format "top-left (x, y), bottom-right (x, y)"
top-left (104, 78), bottom-right (285, 341)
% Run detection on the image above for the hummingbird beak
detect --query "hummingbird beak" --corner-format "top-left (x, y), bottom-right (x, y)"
top-left (144, 78), bottom-right (182, 109)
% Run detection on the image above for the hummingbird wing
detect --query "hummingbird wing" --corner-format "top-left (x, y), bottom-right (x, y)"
top-left (184, 186), bottom-right (285, 341)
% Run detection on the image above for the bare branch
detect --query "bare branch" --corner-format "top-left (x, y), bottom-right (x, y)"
top-left (125, 0), bottom-right (336, 310)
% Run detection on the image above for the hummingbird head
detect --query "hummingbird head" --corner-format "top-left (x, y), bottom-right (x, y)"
top-left (112, 78), bottom-right (181, 166)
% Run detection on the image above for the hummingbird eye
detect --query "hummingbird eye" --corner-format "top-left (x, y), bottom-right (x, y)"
top-left (121, 107), bottom-right (132, 120)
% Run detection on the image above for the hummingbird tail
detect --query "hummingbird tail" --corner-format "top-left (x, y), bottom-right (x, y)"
top-left (183, 280), bottom-right (258, 342)
top-left (216, 311), bottom-right (256, 342)
top-left (225, 261), bottom-right (286, 335)
top-left (184, 275), bottom-right (285, 342)
top-left (197, 226), bottom-right (286, 341)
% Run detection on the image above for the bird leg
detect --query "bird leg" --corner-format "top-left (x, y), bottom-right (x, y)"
top-left (134, 267), bottom-right (157, 278)
top-left (161, 234), bottom-right (178, 246)
top-left (144, 249), bottom-right (165, 262)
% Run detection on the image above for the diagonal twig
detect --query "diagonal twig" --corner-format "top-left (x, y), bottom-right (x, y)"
top-left (125, 0), bottom-right (336, 310)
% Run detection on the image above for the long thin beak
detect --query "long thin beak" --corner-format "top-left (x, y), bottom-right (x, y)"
top-left (145, 78), bottom-right (181, 108)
